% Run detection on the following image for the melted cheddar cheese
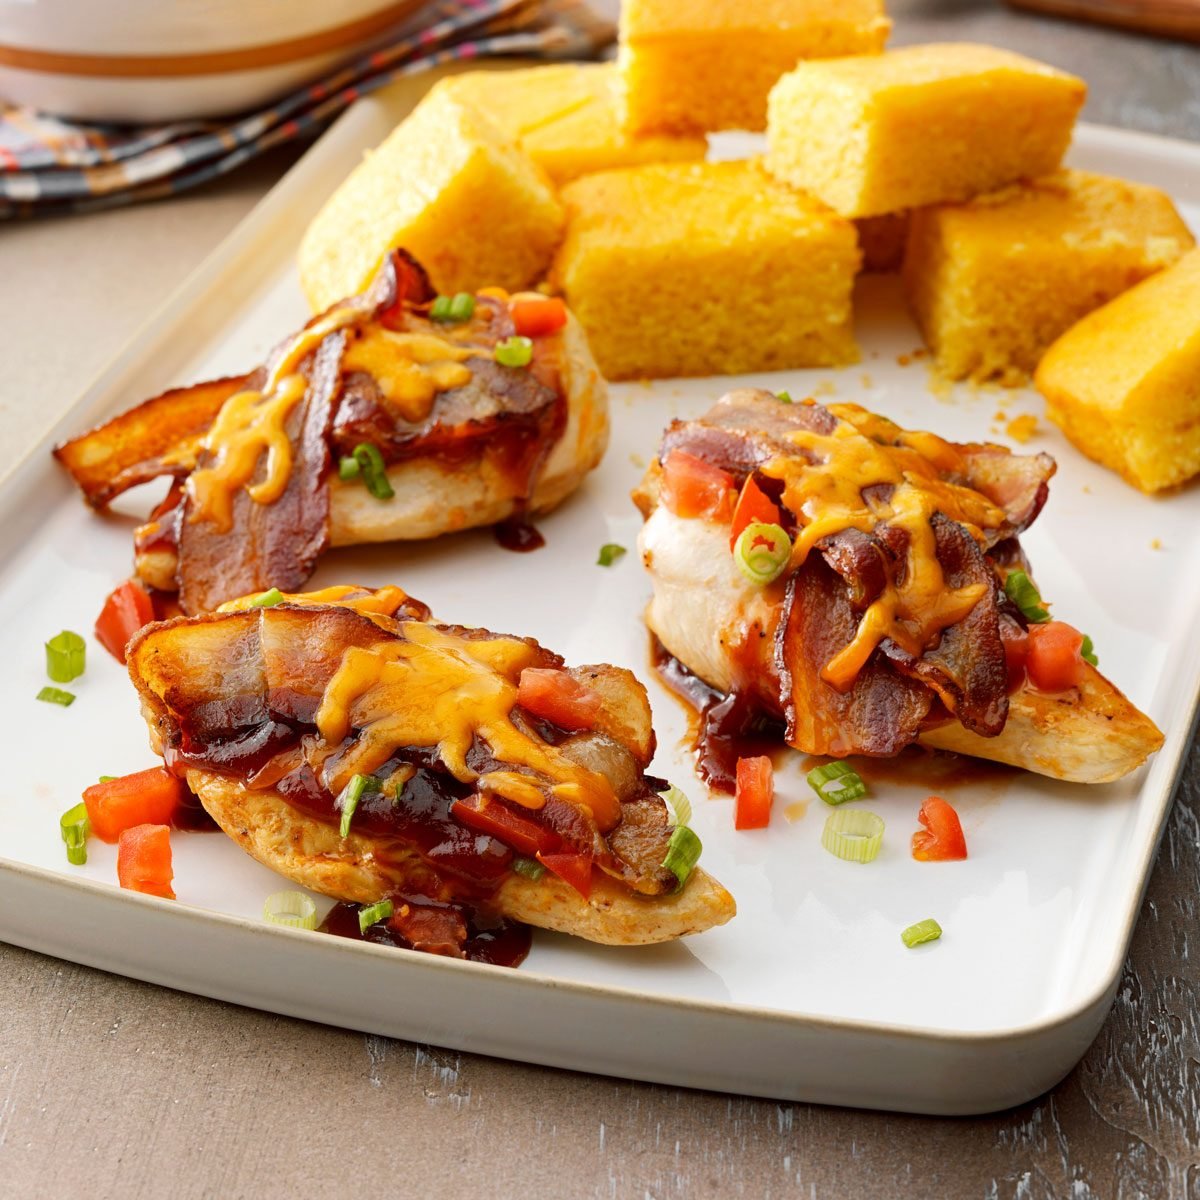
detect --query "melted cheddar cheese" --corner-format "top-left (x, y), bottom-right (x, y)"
top-left (341, 329), bottom-right (478, 423)
top-left (314, 622), bottom-right (621, 831)
top-left (218, 585), bottom-right (413, 618)
top-left (761, 403), bottom-right (1005, 692)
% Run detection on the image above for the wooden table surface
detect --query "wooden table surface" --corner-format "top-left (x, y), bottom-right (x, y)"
top-left (2, 2), bottom-right (1199, 1196)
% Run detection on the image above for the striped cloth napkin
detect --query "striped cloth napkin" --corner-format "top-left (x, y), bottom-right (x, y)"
top-left (0, 0), bottom-right (612, 218)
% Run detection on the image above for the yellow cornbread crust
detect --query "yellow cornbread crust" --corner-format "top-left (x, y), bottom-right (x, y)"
top-left (299, 81), bottom-right (563, 312)
top-left (903, 169), bottom-right (1195, 385)
top-left (551, 160), bottom-right (860, 381)
top-left (1037, 247), bottom-right (1200, 494)
top-left (618, 0), bottom-right (890, 135)
top-left (765, 43), bottom-right (1086, 218)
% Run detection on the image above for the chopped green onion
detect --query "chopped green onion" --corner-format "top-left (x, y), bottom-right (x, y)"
top-left (45, 630), bottom-right (86, 683)
top-left (821, 809), bottom-right (884, 864)
top-left (59, 802), bottom-right (90, 866)
top-left (901, 918), bottom-right (943, 948)
top-left (734, 522), bottom-right (793, 586)
top-left (338, 454), bottom-right (361, 480)
top-left (351, 442), bottom-right (394, 501)
top-left (806, 760), bottom-right (868, 806)
top-left (98, 775), bottom-right (116, 783)
top-left (1080, 635), bottom-right (1098, 667)
top-left (337, 773), bottom-right (380, 838)
top-left (37, 686), bottom-right (75, 707)
top-left (597, 543), bottom-right (626, 567)
top-left (358, 898), bottom-right (394, 933)
top-left (249, 587), bottom-right (284, 609)
top-left (511, 855), bottom-right (546, 881)
top-left (662, 825), bottom-right (702, 891)
top-left (1004, 569), bottom-right (1050, 623)
top-left (263, 891), bottom-right (319, 930)
top-left (776, 389), bottom-right (793, 404)
top-left (430, 295), bottom-right (453, 321)
top-left (660, 785), bottom-right (692, 829)
top-left (448, 292), bottom-right (475, 322)
top-left (495, 335), bottom-right (534, 368)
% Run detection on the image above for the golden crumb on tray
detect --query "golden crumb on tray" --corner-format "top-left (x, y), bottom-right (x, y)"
top-left (618, 0), bottom-right (889, 135)
top-left (903, 169), bottom-right (1194, 385)
top-left (551, 160), bottom-right (860, 381)
top-left (766, 43), bottom-right (1085, 218)
top-left (1037, 247), bottom-right (1200, 494)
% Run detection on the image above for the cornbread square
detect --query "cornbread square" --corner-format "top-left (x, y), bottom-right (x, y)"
top-left (903, 169), bottom-right (1194, 384)
top-left (766, 43), bottom-right (1086, 218)
top-left (618, 0), bottom-right (890, 135)
top-left (551, 161), bottom-right (860, 380)
top-left (441, 65), bottom-right (706, 187)
top-left (299, 82), bottom-right (563, 311)
top-left (856, 212), bottom-right (909, 273)
top-left (1037, 247), bottom-right (1200, 494)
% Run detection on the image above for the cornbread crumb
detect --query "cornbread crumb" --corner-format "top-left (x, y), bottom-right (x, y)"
top-left (619, 0), bottom-right (890, 135)
top-left (299, 82), bottom-right (563, 310)
top-left (551, 161), bottom-right (860, 380)
top-left (784, 801), bottom-right (808, 823)
top-left (766, 44), bottom-right (1085, 218)
top-left (1006, 415), bottom-right (1038, 443)
top-left (904, 169), bottom-right (1193, 384)
top-left (1150, 538), bottom-right (1163, 550)
top-left (1037, 247), bottom-right (1200, 493)
top-left (994, 411), bottom-right (1009, 422)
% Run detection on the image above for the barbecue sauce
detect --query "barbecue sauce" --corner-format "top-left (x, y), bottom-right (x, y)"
top-left (493, 516), bottom-right (545, 552)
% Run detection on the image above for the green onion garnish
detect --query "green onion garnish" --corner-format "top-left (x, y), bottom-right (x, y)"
top-left (98, 775), bottom-right (116, 783)
top-left (59, 802), bottom-right (90, 866)
top-left (1004, 569), bottom-right (1050, 623)
top-left (262, 891), bottom-right (319, 930)
top-left (511, 855), bottom-right (546, 881)
top-left (734, 522), bottom-right (793, 586)
top-left (430, 293), bottom-right (476, 322)
top-left (806, 760), bottom-right (868, 806)
top-left (37, 686), bottom-right (75, 707)
top-left (597, 543), bottom-right (626, 567)
top-left (249, 587), bottom-right (284, 609)
top-left (350, 442), bottom-right (394, 501)
top-left (1080, 635), bottom-right (1098, 666)
top-left (821, 809), bottom-right (884, 864)
top-left (45, 630), bottom-right (86, 683)
top-left (660, 784), bottom-right (692, 829)
top-left (901, 918), bottom-right (943, 948)
top-left (338, 455), bottom-right (361, 480)
top-left (358, 898), bottom-right (394, 933)
top-left (430, 295), bottom-right (453, 321)
top-left (495, 335), bottom-right (534, 368)
top-left (776, 389), bottom-right (793, 404)
top-left (337, 773), bottom-right (380, 838)
top-left (662, 825), bottom-right (702, 891)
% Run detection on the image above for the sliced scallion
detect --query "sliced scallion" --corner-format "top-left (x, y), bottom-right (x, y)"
top-left (511, 855), bottom-right (545, 881)
top-left (249, 587), bottom-right (284, 609)
top-left (37, 686), bottom-right (75, 707)
top-left (98, 775), bottom-right (116, 783)
top-left (358, 898), bottom-right (394, 933)
top-left (806, 760), bottom-right (868, 806)
top-left (430, 295), bottom-right (454, 321)
top-left (59, 802), bottom-right (90, 866)
top-left (660, 785), bottom-right (692, 829)
top-left (351, 442), bottom-right (394, 501)
top-left (338, 454), bottom-right (361, 480)
top-left (776, 389), bottom-right (793, 404)
top-left (448, 292), bottom-right (475, 322)
top-left (495, 335), bottom-right (533, 368)
top-left (1004, 569), bottom-right (1050, 623)
top-left (734, 522), bottom-right (792, 586)
top-left (337, 773), bottom-right (380, 838)
top-left (821, 809), bottom-right (884, 864)
top-left (662, 825), bottom-right (702, 891)
top-left (597, 543), bottom-right (626, 567)
top-left (1080, 634), bottom-right (1098, 667)
top-left (263, 891), bottom-right (318, 930)
top-left (901, 918), bottom-right (943, 948)
top-left (45, 631), bottom-right (86, 683)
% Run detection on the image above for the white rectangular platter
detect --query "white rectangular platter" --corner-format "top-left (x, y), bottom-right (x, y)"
top-left (3, 83), bottom-right (1199, 1115)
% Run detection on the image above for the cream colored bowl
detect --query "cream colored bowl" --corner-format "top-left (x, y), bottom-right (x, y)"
top-left (0, 0), bottom-right (424, 120)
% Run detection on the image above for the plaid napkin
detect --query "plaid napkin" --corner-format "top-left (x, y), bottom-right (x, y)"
top-left (0, 0), bottom-right (612, 219)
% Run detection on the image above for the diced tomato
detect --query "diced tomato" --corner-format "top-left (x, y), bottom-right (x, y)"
top-left (94, 579), bottom-right (156, 664)
top-left (660, 450), bottom-right (735, 521)
top-left (517, 668), bottom-right (601, 732)
top-left (911, 795), bottom-right (968, 862)
top-left (1026, 621), bottom-right (1086, 693)
top-left (83, 767), bottom-right (186, 844)
top-left (450, 795), bottom-right (559, 858)
top-left (116, 824), bottom-right (175, 899)
top-left (734, 756), bottom-right (774, 830)
top-left (537, 850), bottom-right (594, 899)
top-left (729, 475), bottom-right (782, 550)
top-left (511, 296), bottom-right (568, 338)
top-left (999, 620), bottom-right (1029, 693)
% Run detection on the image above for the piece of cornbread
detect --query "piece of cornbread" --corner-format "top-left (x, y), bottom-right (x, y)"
top-left (299, 82), bottom-right (564, 312)
top-left (618, 0), bottom-right (890, 135)
top-left (551, 160), bottom-right (860, 380)
top-left (903, 169), bottom-right (1194, 384)
top-left (1037, 247), bottom-right (1200, 493)
top-left (856, 212), bottom-right (909, 273)
top-left (766, 44), bottom-right (1086, 218)
top-left (440, 65), bottom-right (706, 187)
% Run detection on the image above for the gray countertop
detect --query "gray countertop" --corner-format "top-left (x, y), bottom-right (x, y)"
top-left (2, 2), bottom-right (1199, 1195)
